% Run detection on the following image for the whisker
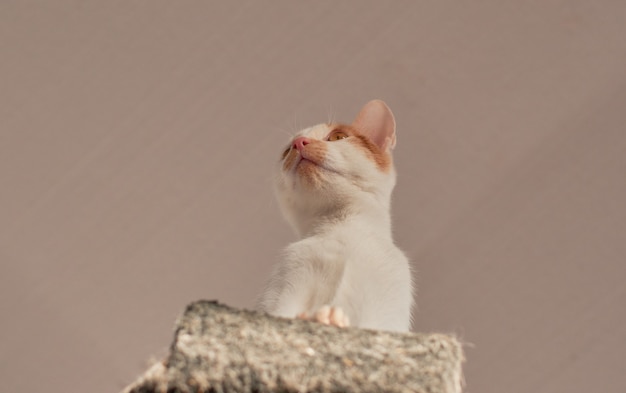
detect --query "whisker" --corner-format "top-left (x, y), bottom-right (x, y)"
top-left (270, 122), bottom-right (296, 140)
top-left (326, 104), bottom-right (336, 125)
top-left (292, 113), bottom-right (302, 136)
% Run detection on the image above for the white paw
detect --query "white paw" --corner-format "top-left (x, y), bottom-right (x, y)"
top-left (297, 305), bottom-right (350, 328)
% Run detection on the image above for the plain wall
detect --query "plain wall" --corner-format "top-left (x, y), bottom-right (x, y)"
top-left (1, 2), bottom-right (625, 392)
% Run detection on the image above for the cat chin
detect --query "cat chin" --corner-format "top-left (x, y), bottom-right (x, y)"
top-left (277, 158), bottom-right (339, 190)
top-left (281, 163), bottom-right (382, 194)
top-left (297, 161), bottom-right (342, 180)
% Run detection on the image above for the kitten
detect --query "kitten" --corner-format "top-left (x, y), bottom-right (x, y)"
top-left (257, 100), bottom-right (414, 332)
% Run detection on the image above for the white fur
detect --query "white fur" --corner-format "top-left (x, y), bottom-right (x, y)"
top-left (257, 102), bottom-right (414, 332)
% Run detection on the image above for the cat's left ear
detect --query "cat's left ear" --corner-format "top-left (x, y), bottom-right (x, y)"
top-left (352, 99), bottom-right (397, 152)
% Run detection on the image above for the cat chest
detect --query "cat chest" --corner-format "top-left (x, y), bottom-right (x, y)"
top-left (287, 235), bottom-right (385, 269)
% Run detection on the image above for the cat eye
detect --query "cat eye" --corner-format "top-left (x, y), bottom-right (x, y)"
top-left (327, 131), bottom-right (349, 141)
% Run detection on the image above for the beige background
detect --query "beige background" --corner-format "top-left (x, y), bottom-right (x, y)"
top-left (1, 2), bottom-right (625, 392)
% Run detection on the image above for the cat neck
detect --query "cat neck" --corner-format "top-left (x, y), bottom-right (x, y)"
top-left (290, 193), bottom-right (393, 239)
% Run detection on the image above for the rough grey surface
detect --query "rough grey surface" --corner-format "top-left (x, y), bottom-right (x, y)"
top-left (123, 301), bottom-right (464, 393)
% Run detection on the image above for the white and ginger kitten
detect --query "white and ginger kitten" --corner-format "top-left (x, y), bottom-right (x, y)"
top-left (257, 100), bottom-right (414, 332)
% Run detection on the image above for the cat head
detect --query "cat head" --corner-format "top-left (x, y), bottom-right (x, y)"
top-left (274, 100), bottom-right (398, 236)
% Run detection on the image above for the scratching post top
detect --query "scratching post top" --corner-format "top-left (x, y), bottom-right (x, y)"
top-left (123, 301), bottom-right (464, 393)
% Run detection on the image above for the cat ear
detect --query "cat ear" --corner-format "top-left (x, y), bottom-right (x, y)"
top-left (352, 99), bottom-right (397, 151)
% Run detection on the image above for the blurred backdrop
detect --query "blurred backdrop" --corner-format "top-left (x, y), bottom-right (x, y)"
top-left (1, 2), bottom-right (625, 392)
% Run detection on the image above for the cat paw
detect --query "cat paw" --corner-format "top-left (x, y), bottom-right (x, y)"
top-left (297, 305), bottom-right (350, 328)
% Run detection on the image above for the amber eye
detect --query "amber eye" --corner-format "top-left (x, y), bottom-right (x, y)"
top-left (327, 131), bottom-right (349, 141)
top-left (281, 146), bottom-right (291, 160)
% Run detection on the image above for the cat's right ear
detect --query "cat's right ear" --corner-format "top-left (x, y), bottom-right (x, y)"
top-left (352, 100), bottom-right (397, 152)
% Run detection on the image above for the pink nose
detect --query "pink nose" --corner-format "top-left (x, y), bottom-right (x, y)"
top-left (292, 136), bottom-right (310, 151)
